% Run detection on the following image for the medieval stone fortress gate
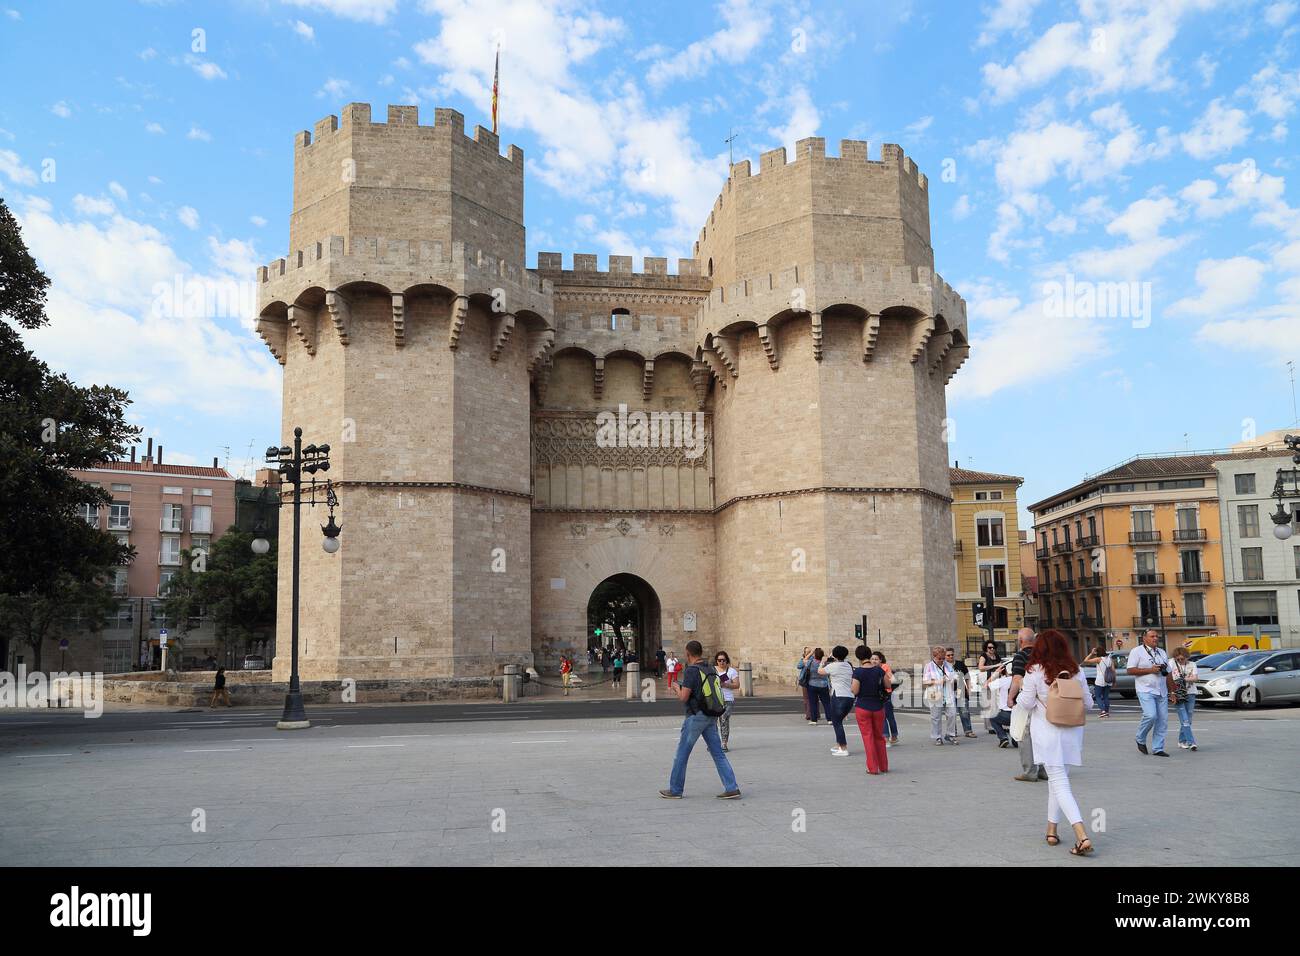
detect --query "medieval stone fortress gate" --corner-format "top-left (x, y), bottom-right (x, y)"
top-left (254, 103), bottom-right (969, 686)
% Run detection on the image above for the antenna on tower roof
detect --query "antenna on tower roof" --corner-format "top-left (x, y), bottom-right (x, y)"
top-left (725, 128), bottom-right (738, 169)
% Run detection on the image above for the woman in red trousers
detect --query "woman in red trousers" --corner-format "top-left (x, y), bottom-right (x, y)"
top-left (851, 646), bottom-right (890, 774)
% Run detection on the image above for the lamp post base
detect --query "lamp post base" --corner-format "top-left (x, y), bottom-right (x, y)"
top-left (277, 689), bottom-right (310, 729)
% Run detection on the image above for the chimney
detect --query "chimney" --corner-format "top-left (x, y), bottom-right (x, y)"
top-left (157, 445), bottom-right (163, 465)
top-left (213, 456), bottom-right (219, 469)
top-left (954, 459), bottom-right (959, 468)
top-left (146, 437), bottom-right (153, 462)
top-left (130, 447), bottom-right (137, 463)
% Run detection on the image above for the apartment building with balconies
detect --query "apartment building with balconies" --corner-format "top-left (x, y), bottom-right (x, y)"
top-left (1026, 451), bottom-right (1274, 656)
top-left (950, 466), bottom-right (1027, 657)
top-left (62, 440), bottom-right (238, 673)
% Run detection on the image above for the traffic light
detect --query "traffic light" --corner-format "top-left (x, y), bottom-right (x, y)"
top-left (972, 601), bottom-right (985, 627)
top-left (854, 624), bottom-right (863, 640)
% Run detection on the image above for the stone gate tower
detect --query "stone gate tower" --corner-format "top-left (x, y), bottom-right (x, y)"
top-left (256, 103), bottom-right (968, 684)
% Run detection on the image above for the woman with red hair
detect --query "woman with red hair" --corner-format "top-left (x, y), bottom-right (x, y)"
top-left (1016, 629), bottom-right (1096, 856)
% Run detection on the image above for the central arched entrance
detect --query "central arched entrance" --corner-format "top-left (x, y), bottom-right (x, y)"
top-left (586, 573), bottom-right (662, 664)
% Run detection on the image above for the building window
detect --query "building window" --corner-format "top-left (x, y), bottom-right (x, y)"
top-left (159, 570), bottom-right (178, 595)
top-left (191, 535), bottom-right (210, 556)
top-left (78, 502), bottom-right (99, 526)
top-left (989, 491), bottom-right (1002, 500)
top-left (111, 483), bottom-right (131, 492)
top-left (1238, 504), bottom-right (1260, 539)
top-left (1132, 509), bottom-right (1154, 534)
top-left (1176, 506), bottom-right (1198, 531)
top-left (190, 504), bottom-right (212, 534)
top-left (113, 569), bottom-right (129, 595)
top-left (193, 488), bottom-right (213, 497)
top-left (1242, 547), bottom-right (1264, 581)
top-left (610, 307), bottom-right (630, 330)
top-left (977, 516), bottom-right (1005, 547)
top-left (1087, 515), bottom-right (1097, 538)
top-left (980, 564), bottom-right (1009, 598)
top-left (1184, 592), bottom-right (1206, 624)
top-left (1294, 545), bottom-right (1300, 579)
top-left (160, 536), bottom-right (182, 566)
top-left (163, 486), bottom-right (182, 495)
top-left (109, 501), bottom-right (131, 530)
top-left (161, 503), bottom-right (184, 533)
top-left (1235, 473), bottom-right (1256, 495)
top-left (1235, 590), bottom-right (1277, 626)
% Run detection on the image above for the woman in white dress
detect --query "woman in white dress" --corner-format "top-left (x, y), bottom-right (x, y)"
top-left (1015, 628), bottom-right (1096, 856)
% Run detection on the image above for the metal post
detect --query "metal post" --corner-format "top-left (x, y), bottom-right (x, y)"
top-left (625, 661), bottom-right (640, 700)
top-left (502, 664), bottom-right (519, 702)
top-left (278, 427), bottom-right (310, 730)
top-left (738, 662), bottom-right (753, 697)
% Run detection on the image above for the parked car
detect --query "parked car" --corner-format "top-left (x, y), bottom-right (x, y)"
top-left (1197, 650), bottom-right (1300, 708)
top-left (242, 655), bottom-right (267, 670)
top-left (1188, 649), bottom-right (1247, 673)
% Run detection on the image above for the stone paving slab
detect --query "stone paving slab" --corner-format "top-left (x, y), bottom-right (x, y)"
top-left (0, 706), bottom-right (1296, 866)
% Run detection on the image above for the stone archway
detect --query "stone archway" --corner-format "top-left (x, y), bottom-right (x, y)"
top-left (586, 573), bottom-right (662, 665)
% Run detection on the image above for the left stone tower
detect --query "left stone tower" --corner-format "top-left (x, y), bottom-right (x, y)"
top-left (255, 103), bottom-right (554, 680)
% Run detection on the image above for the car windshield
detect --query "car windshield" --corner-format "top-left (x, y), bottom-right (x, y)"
top-left (1217, 652), bottom-right (1271, 672)
top-left (1195, 651), bottom-right (1241, 669)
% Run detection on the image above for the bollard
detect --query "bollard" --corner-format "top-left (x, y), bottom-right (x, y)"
top-left (503, 664), bottom-right (519, 703)
top-left (738, 662), bottom-right (753, 697)
top-left (625, 661), bottom-right (640, 700)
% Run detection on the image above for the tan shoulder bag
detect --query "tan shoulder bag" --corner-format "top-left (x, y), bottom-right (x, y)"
top-left (1046, 670), bottom-right (1086, 727)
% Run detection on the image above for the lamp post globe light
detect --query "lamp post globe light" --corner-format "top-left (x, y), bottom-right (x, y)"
top-left (257, 426), bottom-right (341, 730)
top-left (1269, 435), bottom-right (1300, 542)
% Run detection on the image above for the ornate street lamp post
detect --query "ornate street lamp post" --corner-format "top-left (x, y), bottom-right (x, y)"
top-left (1268, 435), bottom-right (1300, 541)
top-left (252, 427), bottom-right (340, 730)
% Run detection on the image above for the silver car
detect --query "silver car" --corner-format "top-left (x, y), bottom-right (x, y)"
top-left (1197, 650), bottom-right (1300, 708)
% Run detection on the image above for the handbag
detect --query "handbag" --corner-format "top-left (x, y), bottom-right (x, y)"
top-left (1010, 704), bottom-right (1029, 742)
top-left (797, 661), bottom-right (811, 687)
top-left (922, 663), bottom-right (943, 706)
top-left (1046, 671), bottom-right (1086, 727)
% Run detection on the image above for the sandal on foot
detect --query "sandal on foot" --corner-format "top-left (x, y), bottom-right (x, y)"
top-left (1070, 838), bottom-right (1094, 856)
top-left (1045, 831), bottom-right (1060, 846)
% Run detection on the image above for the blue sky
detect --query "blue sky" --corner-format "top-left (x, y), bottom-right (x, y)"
top-left (2, 0), bottom-right (1299, 524)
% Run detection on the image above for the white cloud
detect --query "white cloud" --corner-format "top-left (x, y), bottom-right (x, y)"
top-left (976, 0), bottom-right (1043, 46)
top-left (16, 204), bottom-right (279, 416)
top-left (282, 0), bottom-right (397, 23)
top-left (185, 55), bottom-right (228, 81)
top-left (1180, 98), bottom-right (1251, 160)
top-left (51, 101), bottom-right (72, 118)
top-left (952, 195), bottom-right (973, 220)
top-left (1196, 315), bottom-right (1300, 350)
top-left (1180, 160), bottom-right (1289, 223)
top-left (145, 122), bottom-right (165, 134)
top-left (72, 195), bottom-right (116, 217)
top-left (177, 206), bottom-right (200, 230)
top-left (1243, 65), bottom-right (1300, 121)
top-left (251, 215), bottom-right (268, 227)
top-left (1106, 196), bottom-right (1180, 241)
top-left (1069, 235), bottom-right (1188, 281)
top-left (108, 181), bottom-right (128, 201)
top-left (1169, 256), bottom-right (1268, 315)
top-left (292, 19), bottom-right (316, 41)
top-left (317, 77), bottom-right (352, 99)
top-left (904, 115), bottom-right (934, 138)
top-left (767, 85), bottom-right (820, 156)
top-left (0, 148), bottom-right (38, 186)
top-left (1195, 53), bottom-right (1216, 87)
top-left (1264, 2), bottom-right (1297, 26)
top-left (647, 0), bottom-right (771, 86)
top-left (982, 21), bottom-right (1079, 102)
top-left (139, 47), bottom-right (157, 60)
top-left (187, 126), bottom-right (212, 142)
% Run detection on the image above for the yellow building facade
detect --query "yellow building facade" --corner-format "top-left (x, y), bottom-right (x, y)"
top-left (951, 467), bottom-right (1026, 657)
top-left (1028, 453), bottom-right (1238, 658)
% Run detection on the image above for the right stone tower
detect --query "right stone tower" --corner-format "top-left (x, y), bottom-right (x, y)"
top-left (694, 137), bottom-right (969, 676)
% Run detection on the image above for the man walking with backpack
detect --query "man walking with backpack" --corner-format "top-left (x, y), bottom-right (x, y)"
top-left (660, 640), bottom-right (741, 800)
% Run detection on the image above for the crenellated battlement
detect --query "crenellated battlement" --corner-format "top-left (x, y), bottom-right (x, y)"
top-left (295, 103), bottom-right (523, 167)
top-left (533, 252), bottom-right (708, 285)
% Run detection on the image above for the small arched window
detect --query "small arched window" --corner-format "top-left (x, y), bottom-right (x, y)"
top-left (610, 307), bottom-right (630, 330)
top-left (707, 258), bottom-right (714, 277)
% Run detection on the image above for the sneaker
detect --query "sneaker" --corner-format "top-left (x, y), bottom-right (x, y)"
top-left (716, 790), bottom-right (742, 799)
top-left (721, 745), bottom-right (729, 752)
top-left (1190, 745), bottom-right (1198, 751)
top-left (1177, 742), bottom-right (1190, 750)
top-left (1136, 742), bottom-right (1148, 755)
top-left (831, 748), bottom-right (848, 756)
top-left (1153, 750), bottom-right (1169, 757)
top-left (658, 790), bottom-right (682, 799)
top-left (998, 740), bottom-right (1009, 748)
top-left (934, 738), bottom-right (944, 746)
top-left (806, 720), bottom-right (817, 725)
top-left (890, 737), bottom-right (899, 745)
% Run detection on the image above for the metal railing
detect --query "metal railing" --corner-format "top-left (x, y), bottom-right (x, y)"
top-left (1077, 574), bottom-right (1102, 588)
top-left (1173, 528), bottom-right (1207, 542)
top-left (1176, 571), bottom-right (1210, 584)
top-left (1130, 572), bottom-right (1165, 585)
top-left (1129, 530), bottom-right (1161, 543)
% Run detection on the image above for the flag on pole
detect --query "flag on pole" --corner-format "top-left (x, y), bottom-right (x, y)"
top-left (491, 46), bottom-right (499, 135)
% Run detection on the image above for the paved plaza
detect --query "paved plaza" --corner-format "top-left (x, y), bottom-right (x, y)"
top-left (1, 697), bottom-right (1296, 867)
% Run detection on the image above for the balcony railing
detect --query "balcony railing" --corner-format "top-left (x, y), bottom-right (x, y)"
top-left (1035, 547), bottom-right (1049, 560)
top-left (1052, 542), bottom-right (1072, 554)
top-left (1129, 530), bottom-right (1161, 543)
top-left (953, 540), bottom-right (963, 556)
top-left (1077, 574), bottom-right (1102, 588)
top-left (190, 519), bottom-right (213, 534)
top-left (160, 518), bottom-right (183, 533)
top-left (1077, 615), bottom-right (1104, 628)
top-left (1173, 528), bottom-right (1207, 542)
top-left (1176, 571), bottom-right (1210, 584)
top-left (1130, 572), bottom-right (1165, 585)
top-left (1058, 579), bottom-right (1076, 591)
top-left (1040, 581), bottom-right (1052, 594)
top-left (108, 517), bottom-right (132, 530)
top-left (1133, 614), bottom-right (1216, 629)
top-left (159, 551), bottom-right (182, 567)
top-left (1076, 535), bottom-right (1099, 549)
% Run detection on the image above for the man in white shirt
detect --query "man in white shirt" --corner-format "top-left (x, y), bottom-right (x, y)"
top-left (1127, 630), bottom-right (1174, 757)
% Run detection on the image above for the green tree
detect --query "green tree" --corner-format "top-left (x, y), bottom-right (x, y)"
top-left (0, 573), bottom-right (119, 673)
top-left (0, 197), bottom-right (139, 668)
top-left (197, 528), bottom-right (277, 664)
top-left (159, 548), bottom-right (207, 657)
